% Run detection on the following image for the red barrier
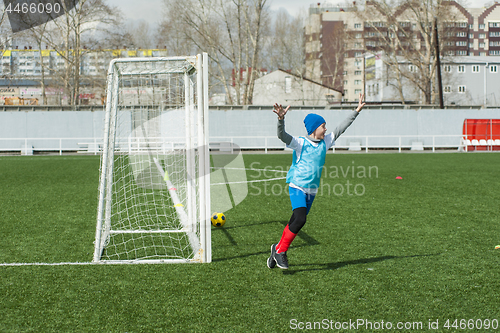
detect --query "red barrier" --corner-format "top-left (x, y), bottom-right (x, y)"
top-left (463, 119), bottom-right (500, 151)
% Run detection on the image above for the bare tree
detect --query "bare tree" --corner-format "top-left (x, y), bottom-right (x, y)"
top-left (27, 23), bottom-right (50, 104)
top-left (357, 0), bottom-right (463, 104)
top-left (159, 0), bottom-right (269, 105)
top-left (125, 20), bottom-right (154, 49)
top-left (40, 0), bottom-right (121, 105)
top-left (262, 10), bottom-right (305, 74)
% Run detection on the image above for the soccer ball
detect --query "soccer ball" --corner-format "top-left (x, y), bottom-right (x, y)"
top-left (211, 212), bottom-right (226, 227)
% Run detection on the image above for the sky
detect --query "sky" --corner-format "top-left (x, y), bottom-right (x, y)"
top-left (108, 0), bottom-right (499, 24)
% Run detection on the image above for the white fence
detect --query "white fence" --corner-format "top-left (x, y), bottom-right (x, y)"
top-left (2, 134), bottom-right (496, 155)
top-left (211, 134), bottom-right (495, 152)
top-left (2, 107), bottom-right (500, 154)
top-left (0, 138), bottom-right (102, 155)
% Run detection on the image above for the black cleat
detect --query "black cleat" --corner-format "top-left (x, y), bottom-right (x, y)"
top-left (273, 246), bottom-right (289, 269)
top-left (267, 244), bottom-right (277, 268)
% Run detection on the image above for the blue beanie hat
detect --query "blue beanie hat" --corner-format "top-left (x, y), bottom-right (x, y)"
top-left (303, 113), bottom-right (326, 135)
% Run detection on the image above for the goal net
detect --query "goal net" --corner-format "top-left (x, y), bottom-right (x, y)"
top-left (93, 54), bottom-right (211, 264)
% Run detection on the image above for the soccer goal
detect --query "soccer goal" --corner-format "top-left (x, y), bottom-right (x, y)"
top-left (93, 54), bottom-right (211, 264)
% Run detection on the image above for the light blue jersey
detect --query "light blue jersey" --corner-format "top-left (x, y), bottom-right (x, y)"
top-left (277, 110), bottom-right (359, 195)
top-left (286, 136), bottom-right (328, 189)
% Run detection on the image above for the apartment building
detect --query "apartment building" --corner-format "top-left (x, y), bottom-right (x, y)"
top-left (366, 54), bottom-right (500, 106)
top-left (305, 1), bottom-right (500, 103)
top-left (0, 48), bottom-right (168, 77)
top-left (0, 48), bottom-right (168, 105)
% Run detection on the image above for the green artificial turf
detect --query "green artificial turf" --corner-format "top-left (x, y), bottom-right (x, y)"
top-left (1, 153), bottom-right (499, 332)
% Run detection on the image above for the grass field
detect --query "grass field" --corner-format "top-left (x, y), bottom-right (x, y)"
top-left (1, 152), bottom-right (500, 332)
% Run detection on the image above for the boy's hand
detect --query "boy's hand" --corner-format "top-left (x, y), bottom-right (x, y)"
top-left (273, 103), bottom-right (290, 120)
top-left (356, 93), bottom-right (366, 112)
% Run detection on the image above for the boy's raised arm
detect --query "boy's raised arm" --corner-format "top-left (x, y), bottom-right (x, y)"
top-left (274, 104), bottom-right (292, 145)
top-left (333, 93), bottom-right (365, 141)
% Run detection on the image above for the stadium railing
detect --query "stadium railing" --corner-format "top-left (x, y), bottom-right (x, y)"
top-left (1, 134), bottom-right (499, 155)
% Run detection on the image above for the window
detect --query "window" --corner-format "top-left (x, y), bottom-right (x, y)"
top-left (480, 52), bottom-right (487, 56)
top-left (409, 65), bottom-right (416, 72)
top-left (354, 52), bottom-right (362, 57)
top-left (354, 23), bottom-right (362, 29)
top-left (285, 76), bottom-right (292, 93)
top-left (479, 33), bottom-right (486, 39)
top-left (456, 32), bottom-right (466, 37)
top-left (479, 24), bottom-right (485, 29)
top-left (469, 43), bottom-right (473, 48)
top-left (490, 41), bottom-right (500, 46)
top-left (458, 85), bottom-right (466, 93)
top-left (490, 31), bottom-right (500, 37)
top-left (355, 89), bottom-right (362, 95)
top-left (472, 65), bottom-right (480, 73)
top-left (443, 65), bottom-right (451, 72)
top-left (490, 50), bottom-right (500, 55)
top-left (444, 85), bottom-right (451, 93)
top-left (480, 42), bottom-right (486, 48)
top-left (456, 41), bottom-right (467, 46)
top-left (354, 71), bottom-right (362, 75)
top-left (342, 71), bottom-right (348, 75)
top-left (490, 65), bottom-right (498, 73)
top-left (458, 65), bottom-right (465, 73)
top-left (355, 33), bottom-right (362, 39)
top-left (469, 33), bottom-right (474, 39)
top-left (489, 22), bottom-right (500, 27)
top-left (343, 80), bottom-right (348, 85)
top-left (457, 50), bottom-right (468, 55)
top-left (354, 80), bottom-right (362, 85)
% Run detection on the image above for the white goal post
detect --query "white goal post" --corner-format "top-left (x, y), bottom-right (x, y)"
top-left (93, 54), bottom-right (211, 264)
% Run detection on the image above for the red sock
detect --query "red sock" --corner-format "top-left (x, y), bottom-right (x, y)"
top-left (276, 225), bottom-right (297, 253)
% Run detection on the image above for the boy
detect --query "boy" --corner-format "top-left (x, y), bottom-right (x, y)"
top-left (267, 93), bottom-right (366, 269)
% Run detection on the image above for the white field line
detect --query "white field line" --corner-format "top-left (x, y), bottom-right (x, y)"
top-left (210, 167), bottom-right (287, 186)
top-left (0, 262), bottom-right (93, 266)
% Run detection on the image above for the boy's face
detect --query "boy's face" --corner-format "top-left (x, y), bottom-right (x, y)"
top-left (312, 123), bottom-right (327, 140)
